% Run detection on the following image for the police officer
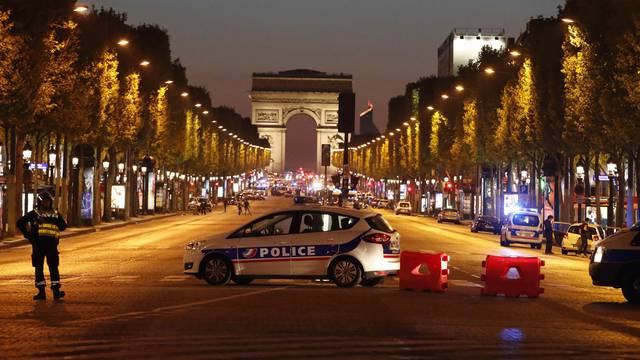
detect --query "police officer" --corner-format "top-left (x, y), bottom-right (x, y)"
top-left (17, 192), bottom-right (68, 300)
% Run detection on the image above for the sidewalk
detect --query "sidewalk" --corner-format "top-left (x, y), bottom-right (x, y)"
top-left (0, 212), bottom-right (183, 250)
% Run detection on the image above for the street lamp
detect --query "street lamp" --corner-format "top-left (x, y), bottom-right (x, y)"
top-left (139, 60), bottom-right (150, 67)
top-left (73, 5), bottom-right (89, 13)
top-left (22, 142), bottom-right (32, 162)
top-left (117, 39), bottom-right (129, 46)
top-left (606, 157), bottom-right (617, 227)
top-left (117, 162), bottom-right (125, 173)
top-left (455, 85), bottom-right (464, 92)
top-left (576, 159), bottom-right (586, 222)
top-left (484, 67), bottom-right (496, 75)
top-left (140, 165), bottom-right (147, 174)
top-left (102, 157), bottom-right (110, 171)
top-left (561, 17), bottom-right (575, 23)
top-left (72, 156), bottom-right (79, 169)
top-left (48, 146), bottom-right (57, 184)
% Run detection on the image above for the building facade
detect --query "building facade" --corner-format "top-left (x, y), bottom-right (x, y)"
top-left (437, 28), bottom-right (509, 77)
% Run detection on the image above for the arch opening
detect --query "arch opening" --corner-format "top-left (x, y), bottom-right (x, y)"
top-left (285, 114), bottom-right (317, 172)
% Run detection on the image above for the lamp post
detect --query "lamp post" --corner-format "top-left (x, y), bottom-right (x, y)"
top-left (576, 159), bottom-right (585, 222)
top-left (47, 146), bottom-right (56, 185)
top-left (606, 157), bottom-right (617, 228)
top-left (102, 156), bottom-right (110, 222)
top-left (22, 143), bottom-right (33, 214)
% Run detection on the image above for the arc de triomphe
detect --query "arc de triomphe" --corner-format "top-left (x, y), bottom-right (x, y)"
top-left (250, 69), bottom-right (352, 173)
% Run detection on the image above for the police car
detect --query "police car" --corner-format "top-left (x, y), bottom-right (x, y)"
top-left (183, 206), bottom-right (400, 287)
top-left (589, 224), bottom-right (640, 303)
top-left (500, 209), bottom-right (543, 249)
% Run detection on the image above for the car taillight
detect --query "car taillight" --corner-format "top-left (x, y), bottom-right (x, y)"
top-left (362, 233), bottom-right (391, 244)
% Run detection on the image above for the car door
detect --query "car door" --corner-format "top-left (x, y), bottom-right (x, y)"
top-left (228, 212), bottom-right (295, 276)
top-left (566, 225), bottom-right (580, 249)
top-left (289, 211), bottom-right (357, 276)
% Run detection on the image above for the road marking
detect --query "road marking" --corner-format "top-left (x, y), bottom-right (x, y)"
top-left (69, 286), bottom-right (287, 325)
top-left (160, 275), bottom-right (190, 282)
top-left (109, 275), bottom-right (140, 282)
top-left (449, 279), bottom-right (482, 288)
top-left (450, 266), bottom-right (481, 279)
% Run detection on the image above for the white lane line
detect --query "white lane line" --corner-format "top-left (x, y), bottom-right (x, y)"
top-left (109, 275), bottom-right (140, 282)
top-left (160, 275), bottom-right (190, 282)
top-left (70, 286), bottom-right (287, 325)
top-left (449, 279), bottom-right (482, 288)
top-left (450, 266), bottom-right (481, 279)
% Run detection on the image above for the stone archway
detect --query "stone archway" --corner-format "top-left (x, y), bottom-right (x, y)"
top-left (249, 69), bottom-right (353, 173)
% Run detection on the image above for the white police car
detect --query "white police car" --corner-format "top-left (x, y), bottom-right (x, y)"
top-left (184, 206), bottom-right (400, 287)
top-left (590, 224), bottom-right (640, 303)
top-left (500, 209), bottom-right (543, 249)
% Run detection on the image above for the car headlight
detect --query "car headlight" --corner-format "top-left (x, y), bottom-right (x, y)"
top-left (593, 246), bottom-right (605, 263)
top-left (185, 241), bottom-right (203, 251)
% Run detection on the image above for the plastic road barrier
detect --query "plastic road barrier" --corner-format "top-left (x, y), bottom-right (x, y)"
top-left (399, 251), bottom-right (449, 292)
top-left (480, 255), bottom-right (545, 297)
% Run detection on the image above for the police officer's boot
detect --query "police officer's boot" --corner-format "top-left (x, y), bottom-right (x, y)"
top-left (52, 287), bottom-right (65, 300)
top-left (33, 286), bottom-right (46, 301)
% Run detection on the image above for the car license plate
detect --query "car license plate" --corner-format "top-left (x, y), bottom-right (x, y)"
top-left (519, 231), bottom-right (533, 237)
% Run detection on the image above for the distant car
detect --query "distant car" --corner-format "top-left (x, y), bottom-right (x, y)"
top-left (183, 206), bottom-right (400, 287)
top-left (561, 223), bottom-right (605, 255)
top-left (438, 208), bottom-right (461, 224)
top-left (375, 199), bottom-right (390, 209)
top-left (500, 210), bottom-right (543, 249)
top-left (395, 201), bottom-right (412, 215)
top-left (471, 215), bottom-right (500, 234)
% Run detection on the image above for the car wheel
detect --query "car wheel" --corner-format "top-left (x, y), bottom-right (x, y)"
top-left (561, 250), bottom-right (568, 255)
top-left (471, 228), bottom-right (477, 233)
top-left (201, 256), bottom-right (232, 286)
top-left (530, 244), bottom-right (537, 249)
top-left (536, 244), bottom-right (542, 249)
top-left (360, 277), bottom-right (384, 287)
top-left (232, 277), bottom-right (253, 285)
top-left (622, 270), bottom-right (640, 304)
top-left (329, 257), bottom-right (362, 288)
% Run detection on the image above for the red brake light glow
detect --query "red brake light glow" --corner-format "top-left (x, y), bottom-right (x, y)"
top-left (362, 233), bottom-right (391, 244)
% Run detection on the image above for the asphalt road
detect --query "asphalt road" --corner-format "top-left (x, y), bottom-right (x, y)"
top-left (1, 197), bottom-right (639, 359)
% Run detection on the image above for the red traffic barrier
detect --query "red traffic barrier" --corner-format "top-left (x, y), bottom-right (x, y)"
top-left (399, 251), bottom-right (449, 292)
top-left (480, 255), bottom-right (545, 298)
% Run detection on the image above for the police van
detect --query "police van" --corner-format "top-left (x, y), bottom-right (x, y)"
top-left (500, 209), bottom-right (543, 249)
top-left (589, 224), bottom-right (640, 303)
top-left (184, 206), bottom-right (400, 287)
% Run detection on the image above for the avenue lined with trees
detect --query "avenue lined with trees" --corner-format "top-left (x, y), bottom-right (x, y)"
top-left (0, 1), bottom-right (270, 237)
top-left (338, 0), bottom-right (640, 229)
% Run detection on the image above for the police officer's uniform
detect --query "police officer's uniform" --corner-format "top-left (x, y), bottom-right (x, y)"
top-left (17, 193), bottom-right (68, 300)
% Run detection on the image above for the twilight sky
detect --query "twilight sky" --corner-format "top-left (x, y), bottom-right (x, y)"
top-left (91, 0), bottom-right (562, 169)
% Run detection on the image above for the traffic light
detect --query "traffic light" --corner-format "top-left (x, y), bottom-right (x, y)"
top-left (321, 144), bottom-right (331, 166)
top-left (407, 186), bottom-right (413, 193)
top-left (445, 182), bottom-right (453, 192)
top-left (338, 92), bottom-right (355, 133)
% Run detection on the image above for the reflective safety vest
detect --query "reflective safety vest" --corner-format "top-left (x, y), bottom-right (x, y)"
top-left (35, 210), bottom-right (62, 239)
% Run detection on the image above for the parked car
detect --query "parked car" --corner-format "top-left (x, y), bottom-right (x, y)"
top-left (561, 223), bottom-right (605, 255)
top-left (376, 199), bottom-right (391, 209)
top-left (500, 209), bottom-right (543, 249)
top-left (438, 208), bottom-right (461, 224)
top-left (395, 201), bottom-right (412, 215)
top-left (471, 215), bottom-right (500, 234)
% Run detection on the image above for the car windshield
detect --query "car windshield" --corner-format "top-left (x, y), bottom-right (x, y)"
top-left (400, 203), bottom-right (409, 207)
top-left (366, 214), bottom-right (394, 233)
top-left (512, 214), bottom-right (539, 227)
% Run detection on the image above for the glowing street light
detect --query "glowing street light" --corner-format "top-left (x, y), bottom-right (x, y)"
top-left (395, 128), bottom-right (401, 132)
top-left (509, 50), bottom-right (521, 57)
top-left (561, 18), bottom-right (575, 23)
top-left (117, 39), bottom-right (129, 46)
top-left (410, 116), bottom-right (417, 121)
top-left (427, 105), bottom-right (434, 111)
top-left (74, 5), bottom-right (89, 13)
top-left (164, 80), bottom-right (174, 85)
top-left (441, 94), bottom-right (449, 99)
top-left (195, 103), bottom-right (202, 108)
top-left (140, 60), bottom-right (150, 66)
top-left (181, 92), bottom-right (189, 97)
top-left (403, 122), bottom-right (409, 127)
top-left (202, 110), bottom-right (209, 115)
top-left (484, 67), bottom-right (496, 75)
top-left (389, 132), bottom-right (394, 136)
top-left (455, 85), bottom-right (464, 92)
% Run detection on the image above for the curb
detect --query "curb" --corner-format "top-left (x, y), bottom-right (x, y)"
top-left (0, 212), bottom-right (183, 251)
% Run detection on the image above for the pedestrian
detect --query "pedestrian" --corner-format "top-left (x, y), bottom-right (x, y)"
top-left (223, 198), bottom-right (227, 213)
top-left (17, 192), bottom-right (68, 300)
top-left (244, 198), bottom-right (251, 215)
top-left (544, 215), bottom-right (554, 255)
top-left (579, 221), bottom-right (590, 257)
top-left (237, 200), bottom-right (243, 215)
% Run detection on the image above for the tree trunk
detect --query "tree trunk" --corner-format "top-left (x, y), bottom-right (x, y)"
top-left (595, 153), bottom-right (602, 225)
top-left (617, 157), bottom-right (626, 228)
top-left (568, 156), bottom-right (575, 223)
top-left (93, 146), bottom-right (101, 225)
top-left (59, 136), bottom-right (69, 219)
top-left (627, 151), bottom-right (635, 227)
